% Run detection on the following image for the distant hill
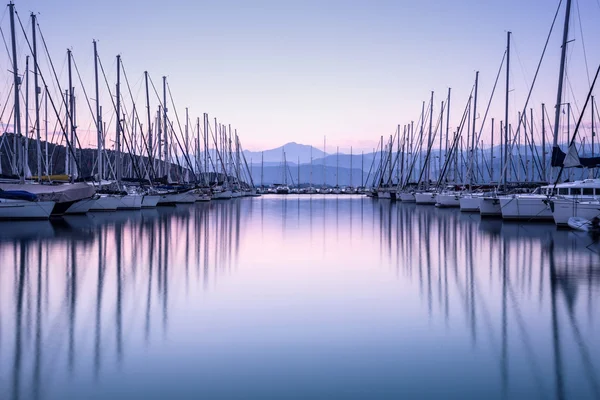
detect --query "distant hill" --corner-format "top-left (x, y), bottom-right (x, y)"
top-left (243, 142), bottom-right (327, 164)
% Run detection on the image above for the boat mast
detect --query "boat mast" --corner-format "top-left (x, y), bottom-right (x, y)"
top-left (93, 40), bottom-right (103, 181)
top-left (445, 88), bottom-right (451, 179)
top-left (67, 49), bottom-right (77, 180)
top-left (336, 146), bottom-right (339, 188)
top-left (9, 2), bottom-right (22, 181)
top-left (542, 104), bottom-right (546, 181)
top-left (32, 14), bottom-right (42, 181)
top-left (491, 118), bottom-right (495, 182)
top-left (297, 156), bottom-right (300, 188)
top-left (469, 71), bottom-right (479, 192)
top-left (592, 97), bottom-right (596, 158)
top-left (163, 77), bottom-right (169, 183)
top-left (310, 146), bottom-right (313, 188)
top-left (261, 151), bottom-right (264, 188)
top-left (25, 55), bottom-right (30, 178)
top-left (115, 55), bottom-right (122, 184)
top-left (204, 113), bottom-right (208, 183)
top-left (361, 151), bottom-right (364, 187)
top-left (323, 136), bottom-right (326, 188)
top-left (350, 146), bottom-right (353, 187)
top-left (144, 71), bottom-right (152, 184)
top-left (503, 31), bottom-right (511, 191)
top-left (45, 86), bottom-right (49, 175)
top-left (438, 104), bottom-right (443, 181)
top-left (426, 91), bottom-right (433, 189)
top-left (551, 0), bottom-right (572, 181)
top-left (196, 116), bottom-right (200, 182)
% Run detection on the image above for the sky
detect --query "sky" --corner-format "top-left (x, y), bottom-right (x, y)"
top-left (1, 0), bottom-right (600, 153)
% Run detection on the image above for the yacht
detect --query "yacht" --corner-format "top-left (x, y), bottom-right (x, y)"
top-left (414, 191), bottom-right (437, 205)
top-left (0, 190), bottom-right (55, 220)
top-left (276, 185), bottom-right (290, 194)
top-left (503, 179), bottom-right (600, 222)
top-left (459, 192), bottom-right (484, 212)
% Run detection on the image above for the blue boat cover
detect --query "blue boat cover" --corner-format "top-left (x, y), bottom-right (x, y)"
top-left (0, 190), bottom-right (38, 201)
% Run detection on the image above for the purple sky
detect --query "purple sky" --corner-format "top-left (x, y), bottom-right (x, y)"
top-left (1, 0), bottom-right (599, 153)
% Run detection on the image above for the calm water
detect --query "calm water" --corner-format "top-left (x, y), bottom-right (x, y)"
top-left (1, 196), bottom-right (599, 400)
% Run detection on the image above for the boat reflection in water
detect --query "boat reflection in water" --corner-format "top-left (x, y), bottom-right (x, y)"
top-left (0, 197), bottom-right (599, 399)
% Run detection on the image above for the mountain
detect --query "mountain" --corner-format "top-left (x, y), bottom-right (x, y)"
top-left (242, 142), bottom-right (327, 164)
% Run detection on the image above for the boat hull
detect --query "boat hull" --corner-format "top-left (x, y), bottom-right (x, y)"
top-left (435, 193), bottom-right (460, 207)
top-left (141, 195), bottom-right (160, 208)
top-left (89, 195), bottom-right (120, 211)
top-left (459, 195), bottom-right (481, 212)
top-left (398, 192), bottom-right (415, 202)
top-left (415, 192), bottom-right (437, 205)
top-left (116, 195), bottom-right (143, 210)
top-left (499, 195), bottom-right (553, 221)
top-left (479, 197), bottom-right (502, 217)
top-left (64, 198), bottom-right (96, 214)
top-left (0, 199), bottom-right (55, 220)
top-left (212, 190), bottom-right (233, 200)
top-left (551, 199), bottom-right (600, 227)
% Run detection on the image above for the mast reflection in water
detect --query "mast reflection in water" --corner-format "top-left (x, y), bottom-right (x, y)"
top-left (0, 197), bottom-right (599, 399)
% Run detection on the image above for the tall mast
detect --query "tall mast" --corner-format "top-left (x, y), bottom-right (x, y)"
top-left (196, 117), bottom-right (200, 181)
top-left (310, 145), bottom-right (313, 188)
top-left (25, 55), bottom-right (30, 178)
top-left (9, 2), bottom-right (22, 180)
top-left (323, 136), bottom-right (326, 187)
top-left (297, 156), bottom-right (300, 188)
top-left (32, 14), bottom-right (42, 181)
top-left (438, 104), bottom-right (443, 181)
top-left (592, 97), bottom-right (595, 159)
top-left (163, 76), bottom-right (169, 182)
top-left (336, 146), bottom-right (339, 187)
top-left (503, 31), bottom-right (511, 190)
top-left (44, 85), bottom-right (49, 175)
top-left (204, 113), bottom-right (208, 181)
top-left (157, 106), bottom-right (162, 176)
top-left (542, 104), bottom-right (547, 181)
top-left (551, 0), bottom-right (573, 179)
top-left (144, 71), bottom-right (152, 183)
top-left (445, 89), bottom-right (451, 174)
top-left (115, 55), bottom-right (122, 183)
top-left (491, 118), bottom-right (495, 182)
top-left (67, 49), bottom-right (77, 179)
top-left (361, 151), bottom-right (364, 187)
top-left (185, 107), bottom-right (189, 182)
top-left (350, 146), bottom-right (353, 187)
top-left (261, 151), bottom-right (264, 188)
top-left (426, 91), bottom-right (433, 189)
top-left (93, 40), bottom-right (102, 180)
top-left (469, 72), bottom-right (479, 191)
top-left (419, 102), bottom-right (425, 186)
top-left (379, 135), bottom-right (383, 186)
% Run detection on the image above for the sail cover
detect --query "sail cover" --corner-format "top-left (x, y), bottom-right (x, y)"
top-left (551, 146), bottom-right (600, 168)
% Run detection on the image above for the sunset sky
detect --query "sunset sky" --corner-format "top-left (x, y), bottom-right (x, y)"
top-left (2, 0), bottom-right (599, 153)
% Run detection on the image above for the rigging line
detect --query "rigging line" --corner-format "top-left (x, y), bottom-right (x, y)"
top-left (71, 53), bottom-right (98, 131)
top-left (499, 0), bottom-right (563, 181)
top-left (554, 62), bottom-right (600, 186)
top-left (97, 56), bottom-right (147, 183)
top-left (119, 60), bottom-right (157, 180)
top-left (16, 11), bottom-right (81, 175)
top-left (0, 24), bottom-right (12, 66)
top-left (164, 79), bottom-right (198, 181)
top-left (474, 51), bottom-right (506, 156)
top-left (575, 0), bottom-right (591, 87)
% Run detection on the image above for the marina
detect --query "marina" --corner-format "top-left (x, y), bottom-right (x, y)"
top-left (1, 0), bottom-right (600, 398)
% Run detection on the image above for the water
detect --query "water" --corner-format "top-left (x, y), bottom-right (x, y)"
top-left (1, 196), bottom-right (599, 400)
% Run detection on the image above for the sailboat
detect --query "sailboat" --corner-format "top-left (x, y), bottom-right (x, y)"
top-left (276, 148), bottom-right (290, 194)
top-left (332, 146), bottom-right (342, 194)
